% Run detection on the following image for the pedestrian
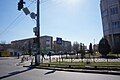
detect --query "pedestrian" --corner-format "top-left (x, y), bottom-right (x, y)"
top-left (31, 57), bottom-right (34, 66)
top-left (17, 53), bottom-right (20, 59)
top-left (42, 52), bottom-right (45, 59)
top-left (21, 57), bottom-right (24, 63)
top-left (56, 58), bottom-right (58, 62)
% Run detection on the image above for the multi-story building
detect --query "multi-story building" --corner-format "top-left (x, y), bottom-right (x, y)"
top-left (62, 40), bottom-right (71, 53)
top-left (11, 38), bottom-right (33, 53)
top-left (11, 36), bottom-right (72, 55)
top-left (53, 39), bottom-right (71, 53)
top-left (11, 36), bottom-right (53, 54)
top-left (100, 0), bottom-right (120, 52)
top-left (40, 36), bottom-right (53, 52)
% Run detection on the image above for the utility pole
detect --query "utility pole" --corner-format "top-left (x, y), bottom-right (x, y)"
top-left (17, 0), bottom-right (41, 66)
top-left (35, 0), bottom-right (40, 66)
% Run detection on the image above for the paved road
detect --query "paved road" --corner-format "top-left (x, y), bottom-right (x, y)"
top-left (0, 57), bottom-right (120, 80)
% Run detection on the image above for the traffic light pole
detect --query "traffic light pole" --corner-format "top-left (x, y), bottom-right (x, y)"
top-left (35, 0), bottom-right (40, 66)
top-left (17, 0), bottom-right (41, 65)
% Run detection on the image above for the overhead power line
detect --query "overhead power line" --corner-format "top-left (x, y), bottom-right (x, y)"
top-left (0, 1), bottom-right (36, 35)
top-left (0, 0), bottom-right (50, 36)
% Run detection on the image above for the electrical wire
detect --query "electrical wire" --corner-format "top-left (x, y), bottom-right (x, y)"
top-left (0, 0), bottom-right (54, 36)
top-left (0, 13), bottom-right (22, 35)
top-left (0, 1), bottom-right (36, 36)
top-left (15, 0), bottom-right (50, 29)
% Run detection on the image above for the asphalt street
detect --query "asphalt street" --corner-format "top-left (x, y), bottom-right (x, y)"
top-left (0, 57), bottom-right (120, 80)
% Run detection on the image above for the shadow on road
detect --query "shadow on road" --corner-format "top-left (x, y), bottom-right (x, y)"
top-left (0, 66), bottom-right (34, 79)
top-left (44, 70), bottom-right (56, 75)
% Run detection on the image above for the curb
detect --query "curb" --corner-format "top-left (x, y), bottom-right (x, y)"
top-left (23, 66), bottom-right (120, 75)
top-left (37, 67), bottom-right (120, 75)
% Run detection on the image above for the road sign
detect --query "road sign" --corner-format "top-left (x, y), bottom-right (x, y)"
top-left (22, 7), bottom-right (30, 15)
top-left (56, 37), bottom-right (62, 45)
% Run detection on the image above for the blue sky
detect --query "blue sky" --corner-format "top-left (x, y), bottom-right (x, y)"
top-left (0, 0), bottom-right (103, 46)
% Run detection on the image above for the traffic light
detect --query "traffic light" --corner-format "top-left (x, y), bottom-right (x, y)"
top-left (33, 27), bottom-right (39, 36)
top-left (33, 38), bottom-right (37, 43)
top-left (18, 0), bottom-right (25, 11)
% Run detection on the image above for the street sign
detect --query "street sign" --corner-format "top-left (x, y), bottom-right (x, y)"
top-left (56, 37), bottom-right (62, 45)
top-left (22, 7), bottom-right (30, 15)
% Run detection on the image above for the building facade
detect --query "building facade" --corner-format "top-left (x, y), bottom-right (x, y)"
top-left (11, 36), bottom-right (53, 55)
top-left (62, 40), bottom-right (71, 53)
top-left (40, 36), bottom-right (53, 52)
top-left (100, 0), bottom-right (120, 52)
top-left (53, 40), bottom-right (71, 54)
top-left (11, 36), bottom-right (71, 55)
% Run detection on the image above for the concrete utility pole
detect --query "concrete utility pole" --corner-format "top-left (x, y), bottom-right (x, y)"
top-left (35, 0), bottom-right (40, 66)
top-left (17, 0), bottom-right (41, 66)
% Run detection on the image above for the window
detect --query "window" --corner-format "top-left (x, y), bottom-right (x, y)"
top-left (46, 44), bottom-right (50, 47)
top-left (110, 7), bottom-right (118, 15)
top-left (112, 21), bottom-right (120, 28)
top-left (102, 10), bottom-right (108, 17)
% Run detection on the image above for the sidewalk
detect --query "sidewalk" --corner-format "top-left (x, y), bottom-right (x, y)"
top-left (0, 57), bottom-right (17, 60)
top-left (35, 66), bottom-right (120, 75)
top-left (16, 56), bottom-right (33, 66)
top-left (23, 62), bottom-right (120, 75)
top-left (17, 60), bottom-right (31, 66)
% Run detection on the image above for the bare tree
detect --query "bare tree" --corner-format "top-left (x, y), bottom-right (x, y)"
top-left (73, 41), bottom-right (79, 58)
top-left (0, 41), bottom-right (6, 44)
